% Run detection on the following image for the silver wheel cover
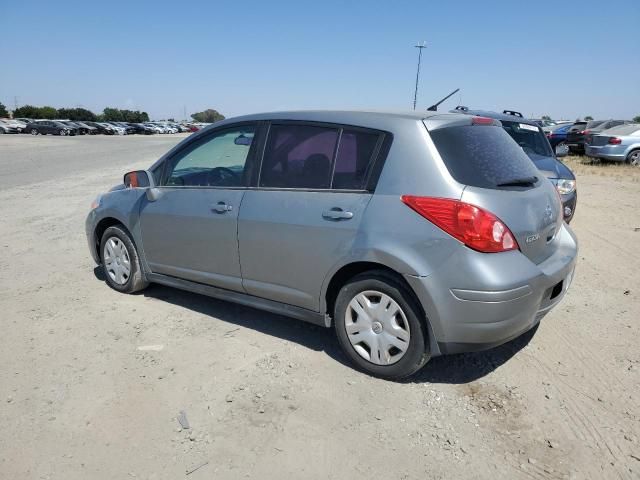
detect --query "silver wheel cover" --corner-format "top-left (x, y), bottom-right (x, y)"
top-left (103, 236), bottom-right (131, 285)
top-left (345, 290), bottom-right (411, 365)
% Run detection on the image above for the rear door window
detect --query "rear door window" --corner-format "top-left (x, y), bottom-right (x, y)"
top-left (260, 125), bottom-right (339, 189)
top-left (332, 130), bottom-right (380, 189)
top-left (429, 124), bottom-right (540, 189)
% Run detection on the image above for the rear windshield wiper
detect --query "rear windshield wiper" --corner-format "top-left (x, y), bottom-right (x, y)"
top-left (496, 176), bottom-right (538, 187)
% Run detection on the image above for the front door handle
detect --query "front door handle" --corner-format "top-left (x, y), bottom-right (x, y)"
top-left (322, 208), bottom-right (354, 220)
top-left (212, 202), bottom-right (233, 214)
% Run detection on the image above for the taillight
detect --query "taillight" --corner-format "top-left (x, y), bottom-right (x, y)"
top-left (608, 137), bottom-right (622, 145)
top-left (582, 129), bottom-right (590, 135)
top-left (471, 116), bottom-right (495, 126)
top-left (401, 196), bottom-right (519, 253)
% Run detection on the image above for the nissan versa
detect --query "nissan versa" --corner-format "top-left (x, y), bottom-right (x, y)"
top-left (86, 111), bottom-right (578, 379)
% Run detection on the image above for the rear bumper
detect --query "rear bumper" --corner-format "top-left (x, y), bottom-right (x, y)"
top-left (405, 224), bottom-right (578, 356)
top-left (585, 145), bottom-right (626, 161)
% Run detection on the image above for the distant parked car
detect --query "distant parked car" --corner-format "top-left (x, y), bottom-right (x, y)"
top-left (143, 123), bottom-right (164, 134)
top-left (566, 120), bottom-right (631, 154)
top-left (583, 120), bottom-right (633, 147)
top-left (74, 121), bottom-right (99, 134)
top-left (84, 121), bottom-right (115, 135)
top-left (58, 121), bottom-right (88, 135)
top-left (26, 120), bottom-right (76, 136)
top-left (585, 124), bottom-right (640, 166)
top-left (127, 123), bottom-right (156, 135)
top-left (545, 123), bottom-right (576, 154)
top-left (0, 119), bottom-right (22, 134)
top-left (451, 107), bottom-right (577, 222)
top-left (104, 122), bottom-right (126, 135)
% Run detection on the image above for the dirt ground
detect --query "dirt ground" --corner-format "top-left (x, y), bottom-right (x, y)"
top-left (0, 135), bottom-right (638, 479)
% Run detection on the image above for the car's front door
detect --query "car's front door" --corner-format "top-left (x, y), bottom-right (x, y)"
top-left (139, 124), bottom-right (259, 292)
top-left (238, 122), bottom-right (385, 311)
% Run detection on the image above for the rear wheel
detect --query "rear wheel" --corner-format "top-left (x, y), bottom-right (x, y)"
top-left (626, 150), bottom-right (640, 167)
top-left (334, 271), bottom-right (429, 379)
top-left (30, 128), bottom-right (38, 135)
top-left (100, 225), bottom-right (148, 294)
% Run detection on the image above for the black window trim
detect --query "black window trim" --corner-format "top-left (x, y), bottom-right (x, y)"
top-left (254, 119), bottom-right (392, 193)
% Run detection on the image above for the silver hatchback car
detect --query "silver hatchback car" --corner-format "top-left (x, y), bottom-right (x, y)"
top-left (86, 110), bottom-right (578, 379)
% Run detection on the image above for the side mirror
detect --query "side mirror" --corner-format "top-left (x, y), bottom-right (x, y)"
top-left (123, 170), bottom-right (154, 188)
top-left (555, 144), bottom-right (569, 157)
top-left (234, 134), bottom-right (252, 146)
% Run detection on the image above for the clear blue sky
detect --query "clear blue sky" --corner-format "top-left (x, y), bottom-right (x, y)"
top-left (2, 0), bottom-right (638, 121)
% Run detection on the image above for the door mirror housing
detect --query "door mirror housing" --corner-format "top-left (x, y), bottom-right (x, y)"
top-left (123, 170), bottom-right (154, 188)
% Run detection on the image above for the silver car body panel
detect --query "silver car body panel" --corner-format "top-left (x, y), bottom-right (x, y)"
top-left (86, 110), bottom-right (578, 355)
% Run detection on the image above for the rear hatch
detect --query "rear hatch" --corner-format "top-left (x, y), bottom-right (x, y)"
top-left (425, 117), bottom-right (562, 265)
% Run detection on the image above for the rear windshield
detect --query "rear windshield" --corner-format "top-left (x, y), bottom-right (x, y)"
top-left (500, 121), bottom-right (554, 157)
top-left (430, 125), bottom-right (540, 189)
top-left (586, 120), bottom-right (604, 129)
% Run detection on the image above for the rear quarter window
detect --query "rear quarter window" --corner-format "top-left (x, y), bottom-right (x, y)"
top-left (429, 125), bottom-right (540, 189)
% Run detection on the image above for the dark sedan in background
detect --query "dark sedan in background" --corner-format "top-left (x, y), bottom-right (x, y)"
top-left (25, 120), bottom-right (76, 136)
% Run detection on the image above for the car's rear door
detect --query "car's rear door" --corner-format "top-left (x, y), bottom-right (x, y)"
top-left (138, 123), bottom-right (260, 291)
top-left (238, 122), bottom-right (385, 311)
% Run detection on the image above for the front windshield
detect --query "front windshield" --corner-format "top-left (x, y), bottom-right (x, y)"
top-left (500, 121), bottom-right (553, 157)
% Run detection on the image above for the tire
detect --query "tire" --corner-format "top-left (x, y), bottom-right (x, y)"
top-left (99, 225), bottom-right (148, 294)
top-left (626, 149), bottom-right (640, 167)
top-left (334, 270), bottom-right (430, 380)
top-left (0, 128), bottom-right (5, 134)
top-left (30, 128), bottom-right (38, 135)
top-left (59, 129), bottom-right (67, 136)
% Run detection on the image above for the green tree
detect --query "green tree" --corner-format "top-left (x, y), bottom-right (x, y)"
top-left (584, 115), bottom-right (593, 121)
top-left (57, 107), bottom-right (97, 121)
top-left (13, 105), bottom-right (42, 118)
top-left (541, 115), bottom-right (552, 121)
top-left (191, 109), bottom-right (225, 123)
top-left (38, 106), bottom-right (58, 119)
top-left (0, 102), bottom-right (8, 117)
top-left (633, 115), bottom-right (640, 123)
top-left (102, 107), bottom-right (123, 121)
top-left (101, 108), bottom-right (149, 123)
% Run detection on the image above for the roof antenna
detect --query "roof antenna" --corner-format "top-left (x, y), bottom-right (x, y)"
top-left (427, 88), bottom-right (460, 112)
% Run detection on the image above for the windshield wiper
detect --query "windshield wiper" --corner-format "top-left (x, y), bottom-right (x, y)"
top-left (496, 176), bottom-right (538, 187)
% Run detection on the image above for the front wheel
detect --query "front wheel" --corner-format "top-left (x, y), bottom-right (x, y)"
top-left (100, 225), bottom-right (148, 293)
top-left (627, 150), bottom-right (640, 167)
top-left (334, 271), bottom-right (430, 379)
top-left (59, 129), bottom-right (67, 136)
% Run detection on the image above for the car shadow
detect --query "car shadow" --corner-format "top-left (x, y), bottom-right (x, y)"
top-left (93, 267), bottom-right (536, 384)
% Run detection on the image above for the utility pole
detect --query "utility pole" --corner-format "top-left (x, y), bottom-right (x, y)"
top-left (183, 105), bottom-right (187, 121)
top-left (14, 96), bottom-right (18, 110)
top-left (413, 42), bottom-right (427, 110)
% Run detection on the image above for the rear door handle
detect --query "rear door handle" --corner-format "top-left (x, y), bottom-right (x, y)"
top-left (212, 202), bottom-right (233, 213)
top-left (322, 208), bottom-right (353, 220)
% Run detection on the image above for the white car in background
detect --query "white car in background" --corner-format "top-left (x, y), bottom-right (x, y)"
top-left (102, 122), bottom-right (126, 135)
top-left (144, 123), bottom-right (164, 134)
top-left (0, 118), bottom-right (26, 133)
